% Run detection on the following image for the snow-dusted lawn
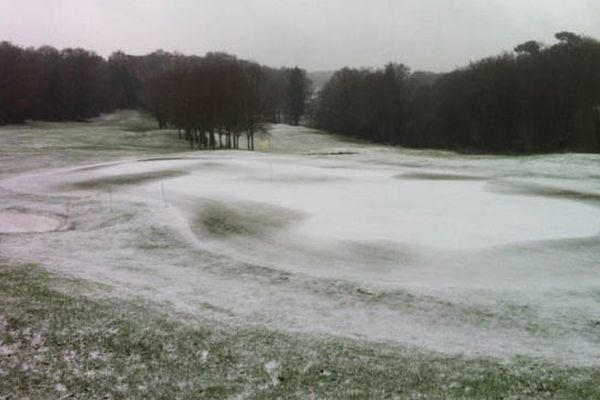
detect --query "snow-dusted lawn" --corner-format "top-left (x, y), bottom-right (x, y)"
top-left (0, 210), bottom-right (64, 233)
top-left (1, 112), bottom-right (600, 397)
top-left (4, 264), bottom-right (598, 399)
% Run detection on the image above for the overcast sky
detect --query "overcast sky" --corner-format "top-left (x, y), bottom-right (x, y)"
top-left (1, 0), bottom-right (599, 72)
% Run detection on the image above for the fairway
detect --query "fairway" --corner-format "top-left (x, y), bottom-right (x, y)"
top-left (1, 112), bottom-right (600, 398)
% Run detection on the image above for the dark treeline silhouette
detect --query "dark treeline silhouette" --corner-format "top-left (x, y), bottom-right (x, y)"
top-left (313, 63), bottom-right (412, 145)
top-left (0, 42), bottom-right (117, 123)
top-left (3, 33), bottom-right (600, 153)
top-left (313, 32), bottom-right (600, 153)
top-left (0, 42), bottom-right (166, 123)
top-left (140, 54), bottom-right (311, 149)
top-left (0, 42), bottom-right (311, 150)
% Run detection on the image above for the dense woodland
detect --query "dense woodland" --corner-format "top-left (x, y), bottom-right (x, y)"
top-left (1, 32), bottom-right (600, 153)
top-left (141, 54), bottom-right (310, 149)
top-left (0, 42), bottom-right (310, 150)
top-left (314, 32), bottom-right (600, 153)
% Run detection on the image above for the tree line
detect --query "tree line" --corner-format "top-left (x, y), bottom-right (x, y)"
top-left (3, 33), bottom-right (600, 153)
top-left (0, 42), bottom-right (115, 123)
top-left (141, 53), bottom-right (310, 150)
top-left (0, 41), bottom-right (310, 151)
top-left (312, 32), bottom-right (600, 153)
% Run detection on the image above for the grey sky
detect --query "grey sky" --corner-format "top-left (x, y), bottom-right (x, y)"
top-left (1, 0), bottom-right (599, 72)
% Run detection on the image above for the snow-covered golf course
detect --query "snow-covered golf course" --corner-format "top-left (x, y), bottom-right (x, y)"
top-left (1, 111), bottom-right (600, 398)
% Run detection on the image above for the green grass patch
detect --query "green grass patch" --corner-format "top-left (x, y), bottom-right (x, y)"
top-left (1, 264), bottom-right (600, 399)
top-left (197, 202), bottom-right (305, 238)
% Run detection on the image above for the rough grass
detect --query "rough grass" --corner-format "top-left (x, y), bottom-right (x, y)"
top-left (1, 264), bottom-right (600, 399)
top-left (68, 170), bottom-right (187, 190)
top-left (0, 110), bottom-right (188, 179)
top-left (487, 180), bottom-right (600, 206)
top-left (196, 201), bottom-right (305, 238)
top-left (395, 172), bottom-right (483, 181)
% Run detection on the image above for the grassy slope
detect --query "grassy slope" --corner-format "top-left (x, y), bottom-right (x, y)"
top-left (1, 264), bottom-right (599, 400)
top-left (0, 110), bottom-right (188, 180)
top-left (1, 112), bottom-right (600, 398)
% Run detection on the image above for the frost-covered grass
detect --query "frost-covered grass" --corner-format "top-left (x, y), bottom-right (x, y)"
top-left (1, 112), bottom-right (600, 398)
top-left (0, 110), bottom-right (187, 179)
top-left (487, 180), bottom-right (600, 206)
top-left (196, 201), bottom-right (306, 238)
top-left (0, 209), bottom-right (64, 233)
top-left (1, 263), bottom-right (600, 400)
top-left (69, 170), bottom-right (187, 190)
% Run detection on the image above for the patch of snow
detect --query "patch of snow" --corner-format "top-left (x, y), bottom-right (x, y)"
top-left (0, 344), bottom-right (15, 356)
top-left (2, 116), bottom-right (600, 366)
top-left (0, 210), bottom-right (63, 233)
top-left (200, 350), bottom-right (209, 364)
top-left (30, 333), bottom-right (44, 348)
top-left (55, 383), bottom-right (67, 393)
top-left (264, 361), bottom-right (281, 386)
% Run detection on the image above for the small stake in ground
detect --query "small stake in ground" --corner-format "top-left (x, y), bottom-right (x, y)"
top-left (260, 134), bottom-right (273, 182)
top-left (161, 183), bottom-right (168, 207)
top-left (65, 199), bottom-right (71, 222)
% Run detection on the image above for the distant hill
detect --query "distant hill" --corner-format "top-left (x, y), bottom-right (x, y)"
top-left (309, 70), bottom-right (440, 91)
top-left (410, 71), bottom-right (441, 86)
top-left (307, 70), bottom-right (335, 91)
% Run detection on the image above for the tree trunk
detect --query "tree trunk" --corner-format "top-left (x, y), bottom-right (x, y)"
top-left (186, 128), bottom-right (193, 150)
